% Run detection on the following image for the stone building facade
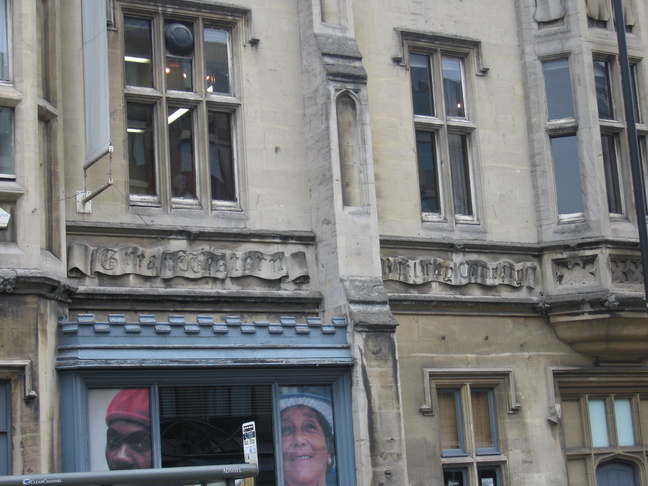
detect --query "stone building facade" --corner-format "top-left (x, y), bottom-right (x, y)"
top-left (1, 0), bottom-right (648, 485)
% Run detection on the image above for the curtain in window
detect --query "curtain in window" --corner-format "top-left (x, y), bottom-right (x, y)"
top-left (534, 0), bottom-right (566, 23)
top-left (438, 391), bottom-right (461, 451)
top-left (586, 0), bottom-right (610, 21)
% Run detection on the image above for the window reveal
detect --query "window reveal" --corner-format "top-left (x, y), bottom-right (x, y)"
top-left (122, 5), bottom-right (239, 210)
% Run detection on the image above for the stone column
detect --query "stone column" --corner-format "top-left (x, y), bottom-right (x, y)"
top-left (297, 1), bottom-right (408, 483)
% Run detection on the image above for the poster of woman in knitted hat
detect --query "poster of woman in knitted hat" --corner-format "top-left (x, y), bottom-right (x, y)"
top-left (88, 388), bottom-right (152, 471)
top-left (279, 385), bottom-right (337, 486)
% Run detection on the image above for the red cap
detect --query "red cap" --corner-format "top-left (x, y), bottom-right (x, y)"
top-left (106, 388), bottom-right (150, 425)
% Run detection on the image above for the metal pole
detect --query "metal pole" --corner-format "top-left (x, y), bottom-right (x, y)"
top-left (613, 0), bottom-right (648, 306)
top-left (0, 464), bottom-right (258, 486)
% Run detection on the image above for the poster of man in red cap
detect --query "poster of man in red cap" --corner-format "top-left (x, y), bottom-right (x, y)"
top-left (88, 388), bottom-right (152, 471)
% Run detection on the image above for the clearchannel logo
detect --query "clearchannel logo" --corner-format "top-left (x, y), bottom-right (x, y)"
top-left (22, 479), bottom-right (63, 484)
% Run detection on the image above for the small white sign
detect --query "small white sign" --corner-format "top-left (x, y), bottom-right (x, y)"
top-left (242, 421), bottom-right (258, 465)
top-left (0, 207), bottom-right (10, 229)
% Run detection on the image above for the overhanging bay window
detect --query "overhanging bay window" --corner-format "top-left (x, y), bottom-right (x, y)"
top-left (121, 3), bottom-right (240, 210)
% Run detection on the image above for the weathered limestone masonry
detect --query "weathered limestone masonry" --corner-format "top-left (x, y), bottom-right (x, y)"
top-left (297, 0), bottom-right (408, 484)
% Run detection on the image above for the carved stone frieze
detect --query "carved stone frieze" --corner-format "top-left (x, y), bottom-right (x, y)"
top-left (554, 256), bottom-right (597, 286)
top-left (67, 243), bottom-right (309, 283)
top-left (610, 257), bottom-right (643, 284)
top-left (381, 256), bottom-right (536, 288)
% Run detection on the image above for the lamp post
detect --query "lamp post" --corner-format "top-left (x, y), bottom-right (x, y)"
top-left (613, 0), bottom-right (648, 306)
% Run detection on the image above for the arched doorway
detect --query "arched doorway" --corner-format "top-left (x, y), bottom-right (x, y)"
top-left (596, 461), bottom-right (638, 486)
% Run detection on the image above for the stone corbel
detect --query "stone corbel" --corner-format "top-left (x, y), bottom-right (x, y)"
top-left (0, 359), bottom-right (37, 400)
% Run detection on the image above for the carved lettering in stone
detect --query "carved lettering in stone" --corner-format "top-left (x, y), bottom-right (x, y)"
top-left (381, 256), bottom-right (536, 288)
top-left (67, 243), bottom-right (309, 282)
top-left (610, 257), bottom-right (643, 284)
top-left (554, 257), bottom-right (597, 286)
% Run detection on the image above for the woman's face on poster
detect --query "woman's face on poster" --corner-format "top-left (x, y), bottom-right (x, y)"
top-left (281, 405), bottom-right (331, 485)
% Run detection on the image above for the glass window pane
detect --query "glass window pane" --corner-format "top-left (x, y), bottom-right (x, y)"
top-left (410, 53), bottom-right (434, 117)
top-left (165, 22), bottom-right (194, 92)
top-left (0, 107), bottom-right (13, 176)
top-left (594, 59), bottom-right (614, 120)
top-left (168, 106), bottom-right (196, 200)
top-left (0, 381), bottom-right (10, 475)
top-left (444, 468), bottom-right (467, 486)
top-left (127, 103), bottom-right (157, 197)
top-left (551, 135), bottom-right (584, 215)
top-left (443, 57), bottom-right (466, 118)
top-left (614, 398), bottom-right (635, 446)
top-left (631, 64), bottom-right (641, 123)
top-left (209, 112), bottom-right (236, 202)
top-left (0, 0), bottom-right (8, 81)
top-left (438, 389), bottom-right (463, 454)
top-left (543, 59), bottom-right (575, 120)
top-left (448, 133), bottom-right (473, 217)
top-left (588, 399), bottom-right (610, 447)
top-left (159, 385), bottom-right (273, 472)
top-left (205, 28), bottom-right (230, 94)
top-left (601, 134), bottom-right (623, 214)
top-left (471, 389), bottom-right (495, 452)
top-left (124, 17), bottom-right (153, 88)
top-left (478, 466), bottom-right (500, 486)
top-left (416, 130), bottom-right (440, 213)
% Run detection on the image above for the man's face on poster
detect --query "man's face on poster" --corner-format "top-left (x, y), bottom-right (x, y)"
top-left (105, 418), bottom-right (152, 470)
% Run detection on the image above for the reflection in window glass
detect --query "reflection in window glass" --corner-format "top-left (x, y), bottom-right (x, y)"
top-left (159, 385), bottom-right (273, 479)
top-left (168, 106), bottom-right (196, 200)
top-left (410, 53), bottom-right (434, 117)
top-left (416, 130), bottom-right (440, 213)
top-left (448, 133), bottom-right (473, 217)
top-left (594, 59), bottom-right (614, 120)
top-left (0, 107), bottom-right (13, 176)
top-left (614, 398), bottom-right (635, 446)
top-left (209, 112), bottom-right (235, 202)
top-left (442, 57), bottom-right (466, 118)
top-left (601, 134), bottom-right (622, 214)
top-left (588, 399), bottom-right (610, 447)
top-left (165, 22), bottom-right (194, 92)
top-left (0, 0), bottom-right (8, 81)
top-left (551, 135), bottom-right (583, 215)
top-left (204, 28), bottom-right (230, 94)
top-left (438, 389), bottom-right (464, 454)
top-left (127, 103), bottom-right (157, 197)
top-left (124, 17), bottom-right (153, 88)
top-left (543, 59), bottom-right (575, 120)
